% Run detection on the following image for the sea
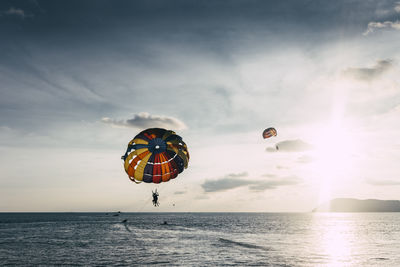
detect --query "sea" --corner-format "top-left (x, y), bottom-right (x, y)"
top-left (0, 212), bottom-right (399, 266)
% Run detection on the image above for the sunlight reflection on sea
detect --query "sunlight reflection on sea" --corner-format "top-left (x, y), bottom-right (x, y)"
top-left (0, 213), bottom-right (399, 266)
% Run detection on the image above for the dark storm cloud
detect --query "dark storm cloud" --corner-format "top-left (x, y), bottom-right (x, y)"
top-left (201, 172), bottom-right (300, 193)
top-left (267, 139), bottom-right (313, 152)
top-left (343, 60), bottom-right (393, 81)
top-left (0, 0), bottom-right (383, 42)
top-left (0, 0), bottom-right (389, 134)
top-left (101, 112), bottom-right (186, 130)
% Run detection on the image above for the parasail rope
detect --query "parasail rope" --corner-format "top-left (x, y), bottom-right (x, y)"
top-left (129, 179), bottom-right (174, 212)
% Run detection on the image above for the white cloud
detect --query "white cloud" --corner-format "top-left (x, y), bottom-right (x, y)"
top-left (101, 112), bottom-right (187, 130)
top-left (174, 191), bottom-right (187, 195)
top-left (201, 172), bottom-right (301, 193)
top-left (363, 20), bottom-right (400, 35)
top-left (201, 172), bottom-right (249, 192)
top-left (5, 7), bottom-right (27, 18)
top-left (267, 139), bottom-right (313, 152)
top-left (342, 59), bottom-right (393, 81)
top-left (366, 178), bottom-right (400, 186)
top-left (266, 147), bottom-right (278, 152)
top-left (248, 176), bottom-right (300, 192)
top-left (395, 2), bottom-right (400, 13)
top-left (297, 155), bottom-right (314, 164)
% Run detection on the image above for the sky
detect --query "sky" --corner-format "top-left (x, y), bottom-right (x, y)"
top-left (1, 0), bottom-right (400, 212)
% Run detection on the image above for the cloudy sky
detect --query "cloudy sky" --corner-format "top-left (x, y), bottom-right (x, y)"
top-left (1, 0), bottom-right (400, 212)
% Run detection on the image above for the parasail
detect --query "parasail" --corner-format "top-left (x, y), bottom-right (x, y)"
top-left (121, 128), bottom-right (189, 184)
top-left (262, 127), bottom-right (277, 139)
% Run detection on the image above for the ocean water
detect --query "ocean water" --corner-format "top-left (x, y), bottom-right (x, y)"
top-left (0, 213), bottom-right (399, 266)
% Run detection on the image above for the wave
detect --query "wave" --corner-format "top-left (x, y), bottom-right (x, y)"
top-left (218, 238), bottom-right (270, 251)
top-left (123, 223), bottom-right (132, 233)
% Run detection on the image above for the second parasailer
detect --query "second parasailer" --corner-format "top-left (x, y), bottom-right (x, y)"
top-left (262, 127), bottom-right (277, 139)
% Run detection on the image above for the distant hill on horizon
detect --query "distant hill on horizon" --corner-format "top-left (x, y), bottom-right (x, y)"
top-left (313, 198), bottom-right (400, 212)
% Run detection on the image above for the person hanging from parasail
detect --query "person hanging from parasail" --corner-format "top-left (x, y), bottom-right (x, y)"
top-left (152, 189), bottom-right (159, 207)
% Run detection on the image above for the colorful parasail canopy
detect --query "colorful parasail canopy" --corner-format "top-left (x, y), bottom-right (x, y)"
top-left (121, 128), bottom-right (189, 184)
top-left (262, 127), bottom-right (277, 139)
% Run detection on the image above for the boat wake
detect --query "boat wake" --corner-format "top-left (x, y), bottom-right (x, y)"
top-left (218, 238), bottom-right (270, 251)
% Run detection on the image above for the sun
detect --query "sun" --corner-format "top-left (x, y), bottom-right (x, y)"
top-left (310, 122), bottom-right (358, 205)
